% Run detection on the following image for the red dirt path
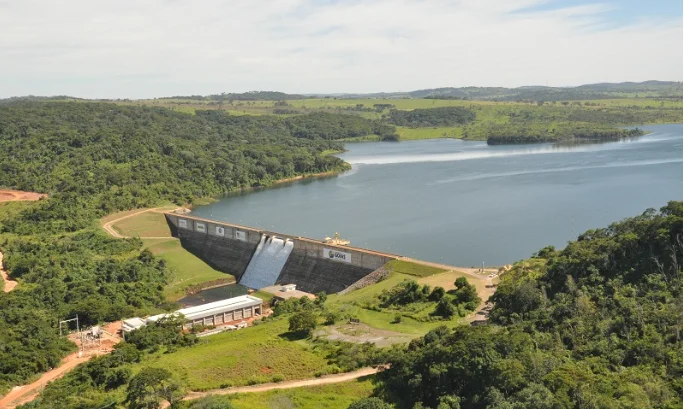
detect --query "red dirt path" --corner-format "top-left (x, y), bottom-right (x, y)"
top-left (0, 251), bottom-right (17, 292)
top-left (0, 322), bottom-right (122, 409)
top-left (0, 190), bottom-right (47, 202)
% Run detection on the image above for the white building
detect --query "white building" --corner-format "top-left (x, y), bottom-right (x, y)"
top-left (122, 295), bottom-right (263, 332)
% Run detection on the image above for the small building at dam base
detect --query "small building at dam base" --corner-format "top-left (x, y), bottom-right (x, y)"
top-left (164, 212), bottom-right (397, 294)
top-left (122, 295), bottom-right (264, 333)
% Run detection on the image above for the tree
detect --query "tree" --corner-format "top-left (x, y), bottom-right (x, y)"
top-left (454, 277), bottom-right (468, 289)
top-left (125, 367), bottom-right (186, 409)
top-left (433, 298), bottom-right (455, 319)
top-left (288, 311), bottom-right (317, 336)
top-left (348, 397), bottom-right (393, 409)
top-left (428, 286), bottom-right (445, 301)
top-left (315, 291), bottom-right (328, 306)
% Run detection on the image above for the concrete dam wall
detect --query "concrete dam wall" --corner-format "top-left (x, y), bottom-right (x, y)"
top-left (164, 213), bottom-right (396, 294)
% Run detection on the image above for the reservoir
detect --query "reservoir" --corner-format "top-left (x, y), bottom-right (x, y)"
top-left (191, 124), bottom-right (682, 266)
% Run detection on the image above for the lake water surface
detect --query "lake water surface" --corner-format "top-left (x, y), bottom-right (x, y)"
top-left (192, 124), bottom-right (682, 266)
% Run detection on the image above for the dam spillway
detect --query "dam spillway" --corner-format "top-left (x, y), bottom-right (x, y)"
top-left (164, 213), bottom-right (396, 294)
top-left (239, 236), bottom-right (295, 289)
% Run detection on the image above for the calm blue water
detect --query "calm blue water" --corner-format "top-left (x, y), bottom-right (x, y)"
top-left (192, 124), bottom-right (683, 266)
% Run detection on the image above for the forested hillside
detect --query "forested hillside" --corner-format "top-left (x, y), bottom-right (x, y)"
top-left (0, 101), bottom-right (360, 392)
top-left (377, 202), bottom-right (682, 409)
top-left (0, 102), bottom-right (367, 231)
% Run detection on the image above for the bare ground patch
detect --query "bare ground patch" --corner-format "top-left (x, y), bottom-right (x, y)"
top-left (0, 190), bottom-right (47, 203)
top-left (314, 323), bottom-right (413, 347)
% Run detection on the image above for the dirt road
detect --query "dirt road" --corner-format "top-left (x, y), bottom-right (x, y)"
top-left (399, 256), bottom-right (498, 279)
top-left (0, 322), bottom-right (122, 408)
top-left (0, 251), bottom-right (17, 292)
top-left (102, 207), bottom-right (175, 239)
top-left (181, 367), bottom-right (381, 403)
top-left (102, 208), bottom-right (153, 238)
top-left (0, 353), bottom-right (91, 408)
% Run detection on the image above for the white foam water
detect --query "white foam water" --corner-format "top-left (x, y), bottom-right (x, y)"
top-left (239, 236), bottom-right (294, 289)
top-left (430, 158), bottom-right (683, 185)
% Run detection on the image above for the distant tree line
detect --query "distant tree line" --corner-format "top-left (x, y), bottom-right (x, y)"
top-left (158, 91), bottom-right (308, 101)
top-left (486, 126), bottom-right (645, 145)
top-left (386, 106), bottom-right (476, 127)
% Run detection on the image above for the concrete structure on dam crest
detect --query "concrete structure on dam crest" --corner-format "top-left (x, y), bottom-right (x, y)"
top-left (164, 212), bottom-right (396, 294)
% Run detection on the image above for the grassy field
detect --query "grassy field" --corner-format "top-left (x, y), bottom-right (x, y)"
top-left (384, 259), bottom-right (446, 277)
top-left (417, 270), bottom-right (490, 303)
top-left (183, 377), bottom-right (376, 409)
top-left (111, 210), bottom-right (173, 238)
top-left (101, 209), bottom-right (231, 300)
top-left (324, 260), bottom-right (487, 335)
top-left (327, 274), bottom-right (461, 335)
top-left (143, 238), bottom-right (231, 301)
top-left (137, 319), bottom-right (329, 390)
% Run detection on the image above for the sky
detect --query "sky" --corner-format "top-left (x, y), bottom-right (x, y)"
top-left (0, 0), bottom-right (681, 99)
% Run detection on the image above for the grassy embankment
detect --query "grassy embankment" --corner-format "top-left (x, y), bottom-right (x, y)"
top-left (103, 210), bottom-right (230, 301)
top-left (133, 318), bottom-right (328, 390)
top-left (325, 260), bottom-right (485, 335)
top-left (123, 97), bottom-right (683, 142)
top-left (180, 378), bottom-right (376, 409)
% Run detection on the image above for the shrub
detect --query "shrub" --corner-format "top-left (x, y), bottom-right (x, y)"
top-left (428, 286), bottom-right (446, 301)
top-left (433, 298), bottom-right (455, 319)
top-left (348, 397), bottom-right (394, 409)
top-left (288, 310), bottom-right (318, 336)
top-left (324, 311), bottom-right (340, 325)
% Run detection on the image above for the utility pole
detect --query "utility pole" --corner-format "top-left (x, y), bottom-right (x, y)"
top-left (571, 215), bottom-right (575, 238)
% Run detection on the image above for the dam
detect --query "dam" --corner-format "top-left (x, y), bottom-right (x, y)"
top-left (164, 212), bottom-right (396, 294)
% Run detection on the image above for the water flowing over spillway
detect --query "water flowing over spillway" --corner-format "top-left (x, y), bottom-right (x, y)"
top-left (239, 236), bottom-right (294, 289)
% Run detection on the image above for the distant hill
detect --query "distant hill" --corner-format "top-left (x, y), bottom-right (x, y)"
top-left (328, 81), bottom-right (683, 101)
top-left (3, 81), bottom-right (681, 102)
top-left (0, 95), bottom-right (83, 104)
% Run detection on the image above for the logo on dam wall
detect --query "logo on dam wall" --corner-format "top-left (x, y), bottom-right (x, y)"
top-left (178, 219), bottom-right (187, 229)
top-left (323, 248), bottom-right (352, 263)
top-left (215, 226), bottom-right (225, 236)
top-left (196, 222), bottom-right (206, 233)
top-left (235, 230), bottom-right (247, 241)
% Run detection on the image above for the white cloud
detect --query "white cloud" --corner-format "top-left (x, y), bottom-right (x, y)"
top-left (0, 0), bottom-right (681, 98)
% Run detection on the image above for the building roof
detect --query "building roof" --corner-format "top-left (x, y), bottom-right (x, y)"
top-left (122, 317), bottom-right (146, 332)
top-left (260, 285), bottom-right (316, 300)
top-left (147, 295), bottom-right (263, 323)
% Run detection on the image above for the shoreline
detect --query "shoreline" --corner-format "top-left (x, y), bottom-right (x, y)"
top-left (185, 168), bottom-right (348, 210)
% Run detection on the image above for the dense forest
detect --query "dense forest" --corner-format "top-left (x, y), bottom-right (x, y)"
top-left (0, 102), bottom-right (393, 230)
top-left (0, 101), bottom-right (373, 392)
top-left (285, 112), bottom-right (397, 140)
top-left (377, 202), bottom-right (682, 409)
top-left (386, 107), bottom-right (476, 127)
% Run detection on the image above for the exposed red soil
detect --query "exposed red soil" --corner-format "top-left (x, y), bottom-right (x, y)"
top-left (0, 322), bottom-right (122, 408)
top-left (0, 190), bottom-right (47, 202)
